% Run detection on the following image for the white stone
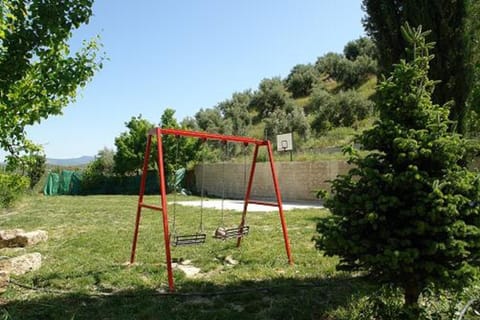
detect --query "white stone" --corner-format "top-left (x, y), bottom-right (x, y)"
top-left (0, 229), bottom-right (25, 248)
top-left (15, 230), bottom-right (48, 247)
top-left (224, 255), bottom-right (238, 266)
top-left (0, 252), bottom-right (42, 275)
top-left (180, 259), bottom-right (192, 265)
top-left (175, 264), bottom-right (201, 278)
top-left (0, 229), bottom-right (48, 248)
top-left (0, 229), bottom-right (25, 240)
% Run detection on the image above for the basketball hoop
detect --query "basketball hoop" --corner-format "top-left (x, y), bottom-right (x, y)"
top-left (276, 133), bottom-right (293, 161)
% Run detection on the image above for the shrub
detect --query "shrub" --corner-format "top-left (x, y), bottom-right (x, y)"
top-left (0, 173), bottom-right (29, 208)
top-left (5, 152), bottom-right (46, 189)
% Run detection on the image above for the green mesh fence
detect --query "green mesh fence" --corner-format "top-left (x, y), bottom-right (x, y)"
top-left (43, 170), bottom-right (82, 196)
top-left (58, 170), bottom-right (72, 195)
top-left (43, 172), bottom-right (59, 195)
top-left (70, 172), bottom-right (83, 195)
top-left (43, 169), bottom-right (184, 195)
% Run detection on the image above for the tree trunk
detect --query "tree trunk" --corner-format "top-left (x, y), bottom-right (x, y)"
top-left (403, 282), bottom-right (421, 318)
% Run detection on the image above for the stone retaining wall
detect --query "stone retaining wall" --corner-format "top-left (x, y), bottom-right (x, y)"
top-left (194, 160), bottom-right (350, 201)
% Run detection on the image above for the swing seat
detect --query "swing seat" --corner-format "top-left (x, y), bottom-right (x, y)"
top-left (172, 233), bottom-right (207, 246)
top-left (213, 225), bottom-right (250, 240)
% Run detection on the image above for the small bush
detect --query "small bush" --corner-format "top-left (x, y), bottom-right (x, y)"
top-left (0, 173), bottom-right (29, 208)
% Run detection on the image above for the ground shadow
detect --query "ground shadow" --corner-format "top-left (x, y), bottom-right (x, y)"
top-left (1, 275), bottom-right (375, 320)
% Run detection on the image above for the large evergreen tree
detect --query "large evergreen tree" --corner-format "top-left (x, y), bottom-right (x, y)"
top-left (362, 0), bottom-right (476, 133)
top-left (315, 25), bottom-right (480, 315)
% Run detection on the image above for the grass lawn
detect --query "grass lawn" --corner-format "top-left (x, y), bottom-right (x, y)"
top-left (0, 194), bottom-right (378, 319)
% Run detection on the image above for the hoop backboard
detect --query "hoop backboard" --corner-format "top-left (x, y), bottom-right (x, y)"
top-left (276, 133), bottom-right (293, 152)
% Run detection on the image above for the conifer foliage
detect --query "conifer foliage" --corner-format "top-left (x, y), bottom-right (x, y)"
top-left (315, 25), bottom-right (480, 312)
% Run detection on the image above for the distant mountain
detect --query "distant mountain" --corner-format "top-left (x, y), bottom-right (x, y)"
top-left (46, 156), bottom-right (94, 166)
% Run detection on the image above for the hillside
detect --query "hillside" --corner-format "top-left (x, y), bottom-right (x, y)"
top-left (46, 156), bottom-right (94, 166)
top-left (190, 37), bottom-right (379, 157)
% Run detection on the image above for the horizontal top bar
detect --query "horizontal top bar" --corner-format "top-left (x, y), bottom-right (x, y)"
top-left (148, 128), bottom-right (268, 145)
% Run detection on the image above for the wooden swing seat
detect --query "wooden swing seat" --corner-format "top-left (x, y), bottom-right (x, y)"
top-left (172, 233), bottom-right (207, 246)
top-left (213, 225), bottom-right (250, 240)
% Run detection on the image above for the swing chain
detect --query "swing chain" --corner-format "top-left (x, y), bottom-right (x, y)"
top-left (220, 140), bottom-right (228, 227)
top-left (242, 142), bottom-right (248, 225)
top-left (171, 135), bottom-right (180, 237)
top-left (198, 138), bottom-right (207, 233)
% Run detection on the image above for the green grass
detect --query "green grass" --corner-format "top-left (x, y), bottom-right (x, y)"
top-left (356, 75), bottom-right (377, 99)
top-left (0, 194), bottom-right (378, 319)
top-left (294, 96), bottom-right (311, 108)
top-left (1, 195), bottom-right (476, 319)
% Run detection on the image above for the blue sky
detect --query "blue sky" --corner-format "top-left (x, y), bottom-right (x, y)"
top-left (7, 0), bottom-right (366, 160)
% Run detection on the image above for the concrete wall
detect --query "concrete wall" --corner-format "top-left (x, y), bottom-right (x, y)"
top-left (194, 160), bottom-right (351, 201)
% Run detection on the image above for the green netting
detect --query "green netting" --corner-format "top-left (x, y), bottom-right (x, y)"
top-left (43, 172), bottom-right (59, 195)
top-left (43, 170), bottom-right (83, 196)
top-left (70, 172), bottom-right (83, 195)
top-left (58, 170), bottom-right (73, 195)
top-left (43, 169), bottom-right (184, 195)
top-left (174, 168), bottom-right (186, 191)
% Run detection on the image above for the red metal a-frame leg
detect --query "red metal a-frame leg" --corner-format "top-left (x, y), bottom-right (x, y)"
top-left (130, 128), bottom-right (175, 292)
top-left (236, 141), bottom-right (293, 265)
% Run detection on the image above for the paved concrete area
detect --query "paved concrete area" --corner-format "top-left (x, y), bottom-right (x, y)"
top-left (174, 199), bottom-right (324, 212)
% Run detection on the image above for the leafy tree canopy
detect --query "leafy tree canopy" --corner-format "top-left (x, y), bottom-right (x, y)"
top-left (216, 90), bottom-right (253, 136)
top-left (114, 115), bottom-right (154, 176)
top-left (285, 63), bottom-right (318, 98)
top-left (160, 108), bottom-right (200, 187)
top-left (343, 36), bottom-right (377, 61)
top-left (315, 50), bottom-right (377, 89)
top-left (195, 107), bottom-right (232, 135)
top-left (249, 77), bottom-right (292, 118)
top-left (311, 89), bottom-right (373, 133)
top-left (0, 0), bottom-right (103, 157)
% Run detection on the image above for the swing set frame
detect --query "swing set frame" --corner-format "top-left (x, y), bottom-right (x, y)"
top-left (129, 128), bottom-right (293, 292)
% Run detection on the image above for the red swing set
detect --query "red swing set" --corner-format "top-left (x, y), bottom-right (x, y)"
top-left (129, 128), bottom-right (293, 292)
